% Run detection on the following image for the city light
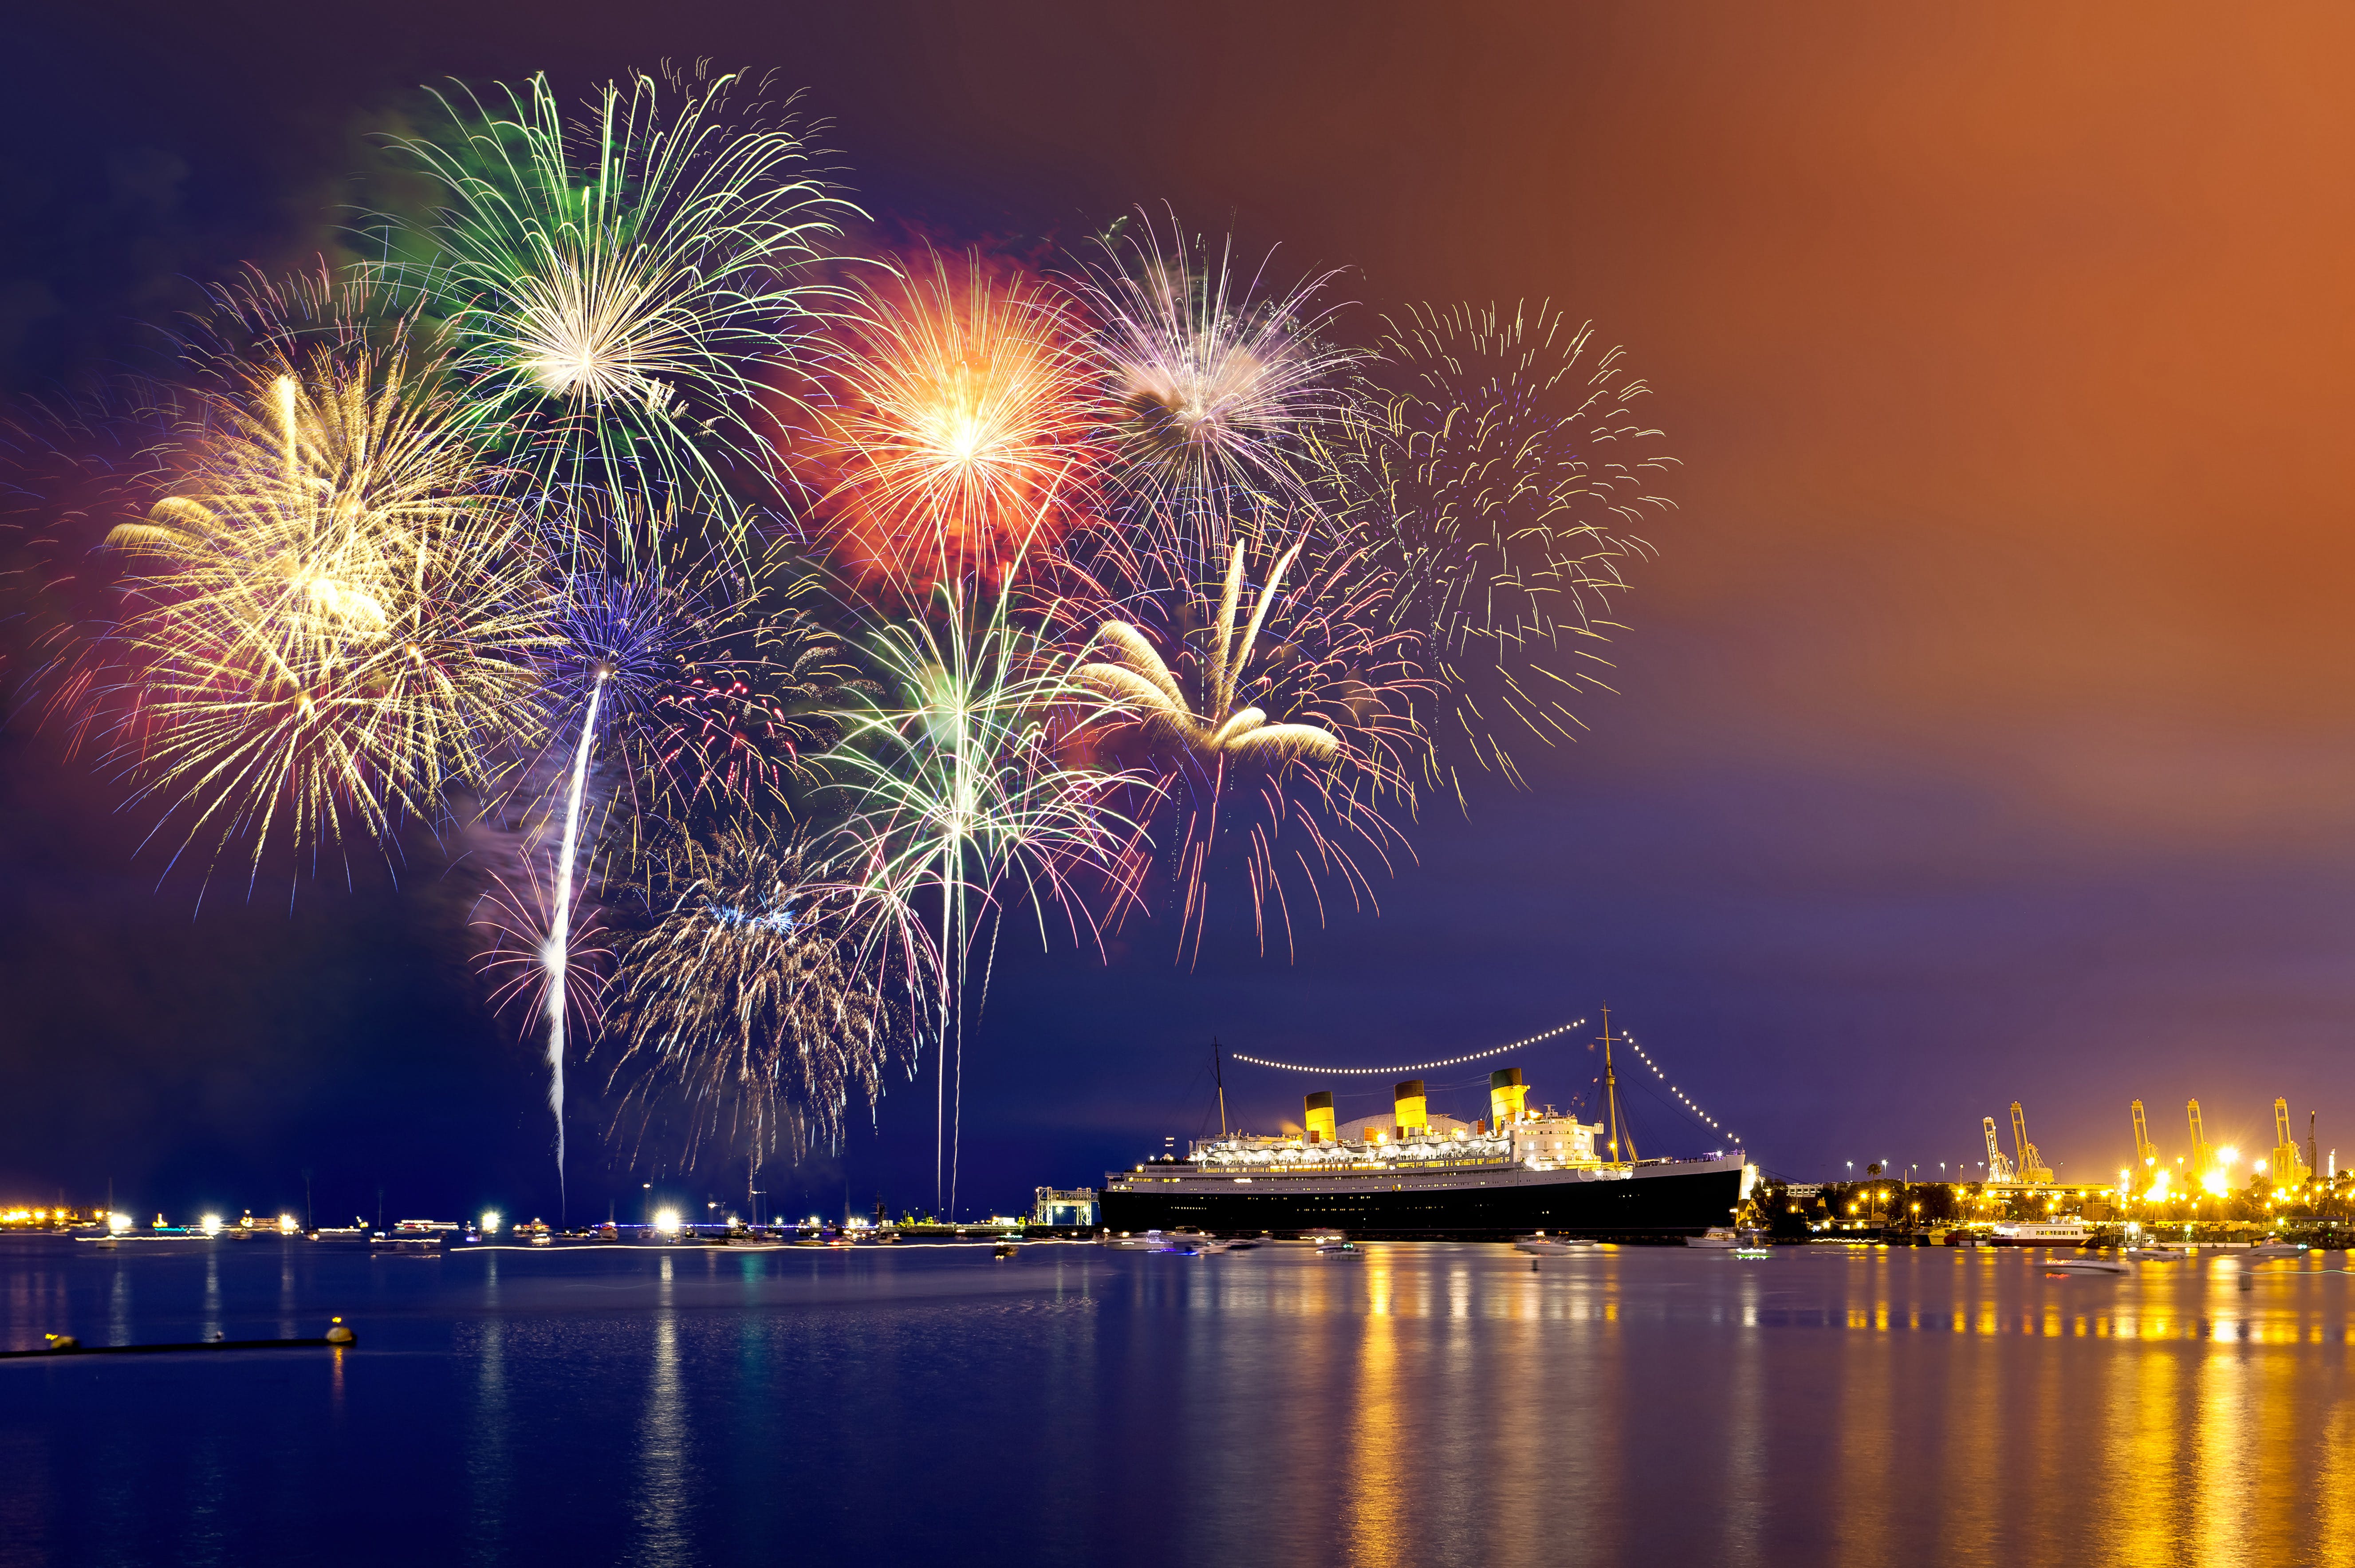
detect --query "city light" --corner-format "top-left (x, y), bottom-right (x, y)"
top-left (199, 1213), bottom-right (223, 1236)
top-left (652, 1208), bottom-right (682, 1237)
top-left (108, 1213), bottom-right (132, 1234)
top-left (277, 1213), bottom-right (299, 1234)
top-left (480, 1209), bottom-right (502, 1237)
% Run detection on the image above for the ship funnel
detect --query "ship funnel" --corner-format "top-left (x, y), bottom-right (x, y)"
top-left (1304, 1091), bottom-right (1336, 1145)
top-left (1489, 1068), bottom-right (1528, 1126)
top-left (1394, 1079), bottom-right (1428, 1135)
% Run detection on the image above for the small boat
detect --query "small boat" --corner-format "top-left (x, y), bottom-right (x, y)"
top-left (1315, 1240), bottom-right (1361, 1255)
top-left (1156, 1232), bottom-right (1234, 1256)
top-left (1733, 1246), bottom-right (1774, 1259)
top-left (1514, 1236), bottom-right (1597, 1255)
top-left (2127, 1245), bottom-right (2189, 1261)
top-left (371, 1235), bottom-right (441, 1255)
top-left (2245, 1239), bottom-right (2305, 1260)
top-left (2044, 1259), bottom-right (2129, 1276)
top-left (1686, 1227), bottom-right (1740, 1249)
top-left (993, 1242), bottom-right (1018, 1260)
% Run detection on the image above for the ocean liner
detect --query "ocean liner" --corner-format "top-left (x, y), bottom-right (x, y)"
top-left (1099, 1023), bottom-right (1753, 1241)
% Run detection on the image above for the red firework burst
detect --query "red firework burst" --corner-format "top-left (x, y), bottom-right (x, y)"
top-left (781, 248), bottom-right (1105, 597)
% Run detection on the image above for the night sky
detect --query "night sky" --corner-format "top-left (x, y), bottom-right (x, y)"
top-left (4, 3), bottom-right (2352, 1225)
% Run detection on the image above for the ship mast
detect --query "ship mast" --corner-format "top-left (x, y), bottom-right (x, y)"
top-left (1601, 1007), bottom-right (1636, 1163)
top-left (1212, 1037), bottom-right (1228, 1138)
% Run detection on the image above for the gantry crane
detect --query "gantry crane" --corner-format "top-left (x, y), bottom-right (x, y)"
top-left (2188, 1099), bottom-right (2212, 1182)
top-left (2131, 1100), bottom-right (2156, 1169)
top-left (2011, 1101), bottom-right (2053, 1185)
top-left (2272, 1098), bottom-right (2311, 1186)
top-left (1984, 1115), bottom-right (2016, 1182)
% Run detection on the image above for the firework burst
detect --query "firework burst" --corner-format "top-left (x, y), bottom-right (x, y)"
top-left (1337, 301), bottom-right (1676, 787)
top-left (605, 823), bottom-right (906, 1168)
top-left (527, 513), bottom-right (868, 842)
top-left (1073, 519), bottom-right (1422, 958)
top-left (1079, 209), bottom-right (1358, 519)
top-left (95, 310), bottom-right (555, 882)
top-left (784, 247), bottom-right (1103, 595)
top-left (823, 556), bottom-right (1146, 1212)
top-left (382, 65), bottom-right (855, 520)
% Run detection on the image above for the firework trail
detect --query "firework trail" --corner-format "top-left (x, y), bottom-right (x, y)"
top-left (474, 508), bottom-right (867, 1184)
top-left (1336, 301), bottom-right (1676, 789)
top-left (783, 247), bottom-right (1104, 595)
top-left (380, 65), bottom-right (855, 531)
top-left (605, 823), bottom-right (907, 1170)
top-left (1077, 208), bottom-right (1358, 525)
top-left (91, 284), bottom-right (555, 885)
top-left (540, 666), bottom-right (606, 1188)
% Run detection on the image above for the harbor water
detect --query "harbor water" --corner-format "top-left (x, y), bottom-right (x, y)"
top-left (5, 1236), bottom-right (2355, 1566)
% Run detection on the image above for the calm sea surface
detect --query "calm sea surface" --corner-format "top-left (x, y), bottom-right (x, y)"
top-left (4, 1236), bottom-right (2354, 1567)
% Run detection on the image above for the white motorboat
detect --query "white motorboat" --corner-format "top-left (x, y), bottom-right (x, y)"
top-left (1513, 1236), bottom-right (1598, 1254)
top-left (2044, 1259), bottom-right (2129, 1275)
top-left (1686, 1227), bottom-right (1740, 1249)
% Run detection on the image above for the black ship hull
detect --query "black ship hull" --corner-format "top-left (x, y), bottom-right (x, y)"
top-left (1100, 1157), bottom-right (1748, 1241)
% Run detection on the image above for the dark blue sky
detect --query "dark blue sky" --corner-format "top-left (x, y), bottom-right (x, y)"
top-left (5, 2), bottom-right (2353, 1225)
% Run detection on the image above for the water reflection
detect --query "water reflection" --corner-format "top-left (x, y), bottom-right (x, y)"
top-left (3, 1240), bottom-right (2353, 1566)
top-left (636, 1250), bottom-right (689, 1565)
top-left (466, 1255), bottom-right (508, 1568)
top-left (1343, 1256), bottom-right (1406, 1567)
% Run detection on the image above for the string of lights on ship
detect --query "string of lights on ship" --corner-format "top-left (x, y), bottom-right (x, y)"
top-left (1225, 1014), bottom-right (1740, 1150)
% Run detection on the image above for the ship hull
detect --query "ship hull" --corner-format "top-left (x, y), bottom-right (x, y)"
top-left (1099, 1155), bottom-right (1748, 1241)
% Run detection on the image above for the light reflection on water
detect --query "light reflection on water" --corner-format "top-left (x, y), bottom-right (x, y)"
top-left (2, 1240), bottom-right (2354, 1566)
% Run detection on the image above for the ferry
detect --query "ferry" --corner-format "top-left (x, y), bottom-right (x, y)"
top-left (1099, 1021), bottom-right (1752, 1242)
top-left (1988, 1222), bottom-right (2092, 1246)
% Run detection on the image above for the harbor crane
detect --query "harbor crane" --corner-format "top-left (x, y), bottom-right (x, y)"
top-left (2131, 1100), bottom-right (2156, 1169)
top-left (2010, 1101), bottom-right (2054, 1184)
top-left (2187, 1099), bottom-right (2212, 1182)
top-left (1983, 1116), bottom-right (2016, 1182)
top-left (2272, 1098), bottom-right (2310, 1185)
